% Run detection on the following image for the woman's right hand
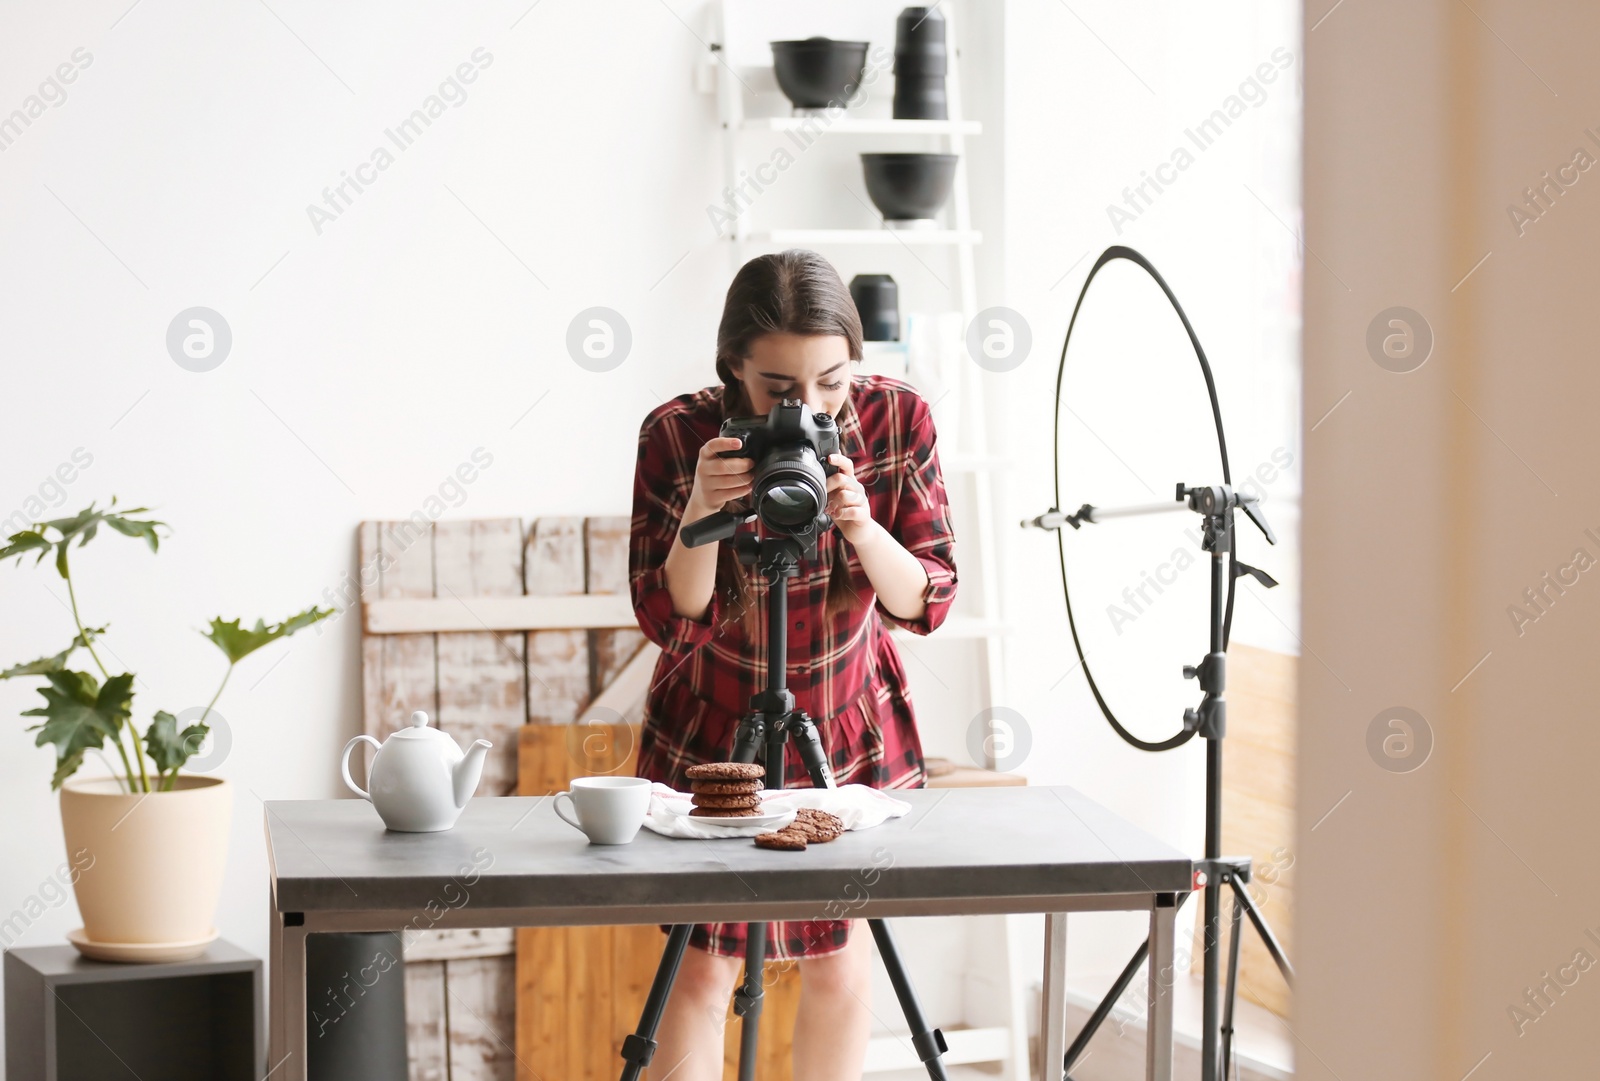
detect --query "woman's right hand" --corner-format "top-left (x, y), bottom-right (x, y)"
top-left (684, 436), bottom-right (754, 523)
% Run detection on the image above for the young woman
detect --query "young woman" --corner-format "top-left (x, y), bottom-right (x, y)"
top-left (628, 249), bottom-right (957, 1081)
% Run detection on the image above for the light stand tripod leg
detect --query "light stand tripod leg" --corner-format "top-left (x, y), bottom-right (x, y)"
top-left (1227, 876), bottom-right (1295, 984)
top-left (620, 924), bottom-right (694, 1081)
top-left (1221, 894), bottom-right (1243, 1081)
top-left (734, 923), bottom-right (768, 1081)
top-left (869, 919), bottom-right (950, 1080)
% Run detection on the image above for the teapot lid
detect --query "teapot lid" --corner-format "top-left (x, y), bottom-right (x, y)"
top-left (393, 710), bottom-right (451, 741)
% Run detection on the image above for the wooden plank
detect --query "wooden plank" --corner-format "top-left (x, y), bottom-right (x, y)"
top-left (565, 924), bottom-right (615, 1081)
top-left (446, 955), bottom-right (517, 1081)
top-left (436, 519), bottom-right (527, 797)
top-left (405, 959), bottom-right (449, 1081)
top-left (517, 726), bottom-right (649, 1081)
top-left (525, 518), bottom-right (592, 726)
top-left (364, 594), bottom-right (639, 634)
top-left (405, 928), bottom-right (516, 963)
top-left (362, 520), bottom-right (437, 743)
top-left (610, 925), bottom-right (666, 1069)
top-left (1218, 642), bottom-right (1296, 1019)
top-left (516, 920), bottom-right (567, 1081)
top-left (580, 641), bottom-right (660, 725)
top-left (586, 516), bottom-right (648, 703)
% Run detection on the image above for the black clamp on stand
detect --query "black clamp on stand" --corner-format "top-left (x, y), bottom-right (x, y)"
top-left (620, 516), bottom-right (949, 1081)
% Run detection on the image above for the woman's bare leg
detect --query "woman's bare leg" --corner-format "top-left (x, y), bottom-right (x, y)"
top-left (649, 943), bottom-right (740, 1081)
top-left (792, 921), bottom-right (874, 1081)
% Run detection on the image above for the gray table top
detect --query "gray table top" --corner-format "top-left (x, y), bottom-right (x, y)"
top-left (265, 786), bottom-right (1192, 921)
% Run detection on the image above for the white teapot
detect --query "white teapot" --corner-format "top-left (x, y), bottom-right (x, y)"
top-left (341, 711), bottom-right (492, 832)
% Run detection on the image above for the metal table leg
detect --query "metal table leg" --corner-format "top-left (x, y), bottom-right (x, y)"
top-left (268, 912), bottom-right (309, 1081)
top-left (1146, 895), bottom-right (1177, 1081)
top-left (1039, 913), bottom-right (1068, 1081)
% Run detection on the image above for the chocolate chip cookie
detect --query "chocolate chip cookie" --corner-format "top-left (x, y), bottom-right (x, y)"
top-left (685, 762), bottom-right (766, 782)
top-left (754, 829), bottom-right (808, 851)
top-left (789, 808), bottom-right (844, 843)
top-left (691, 793), bottom-right (764, 810)
top-left (689, 779), bottom-right (764, 797)
top-left (689, 804), bottom-right (763, 818)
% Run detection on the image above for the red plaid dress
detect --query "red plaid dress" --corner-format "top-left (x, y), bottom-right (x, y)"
top-left (630, 374), bottom-right (958, 960)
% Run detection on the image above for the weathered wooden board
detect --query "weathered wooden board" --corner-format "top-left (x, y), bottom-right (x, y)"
top-left (1216, 642), bottom-right (1296, 1019)
top-left (586, 516), bottom-right (647, 702)
top-left (361, 515), bottom-right (658, 1078)
top-left (360, 520), bottom-right (438, 743)
top-left (404, 928), bottom-right (516, 963)
top-left (405, 960), bottom-right (449, 1081)
top-left (435, 518), bottom-right (526, 798)
top-left (525, 518), bottom-right (591, 726)
top-left (448, 955), bottom-right (518, 1081)
top-left (364, 594), bottom-right (638, 634)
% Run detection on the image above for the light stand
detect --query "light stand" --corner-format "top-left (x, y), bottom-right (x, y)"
top-left (1028, 483), bottom-right (1294, 1080)
top-left (619, 516), bottom-right (950, 1081)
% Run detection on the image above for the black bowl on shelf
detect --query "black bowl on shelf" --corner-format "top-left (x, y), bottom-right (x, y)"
top-left (861, 153), bottom-right (958, 222)
top-left (771, 38), bottom-right (870, 112)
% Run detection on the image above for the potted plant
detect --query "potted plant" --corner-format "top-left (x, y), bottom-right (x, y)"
top-left (1, 499), bottom-right (331, 961)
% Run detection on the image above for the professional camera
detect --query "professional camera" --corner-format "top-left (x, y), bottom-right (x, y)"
top-left (680, 399), bottom-right (840, 551)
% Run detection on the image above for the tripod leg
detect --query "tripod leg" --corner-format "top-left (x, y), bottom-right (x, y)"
top-left (620, 924), bottom-right (693, 1081)
top-left (869, 920), bottom-right (949, 1080)
top-left (1063, 939), bottom-right (1148, 1075)
top-left (1221, 894), bottom-right (1243, 1081)
top-left (1227, 877), bottom-right (1295, 984)
top-left (788, 711), bottom-right (837, 789)
top-left (733, 923), bottom-right (767, 1081)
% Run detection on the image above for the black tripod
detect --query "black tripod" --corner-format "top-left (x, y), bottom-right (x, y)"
top-left (1046, 484), bottom-right (1295, 1081)
top-left (619, 531), bottom-right (949, 1081)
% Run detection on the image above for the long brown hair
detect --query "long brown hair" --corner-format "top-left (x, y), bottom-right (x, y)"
top-left (714, 250), bottom-right (863, 638)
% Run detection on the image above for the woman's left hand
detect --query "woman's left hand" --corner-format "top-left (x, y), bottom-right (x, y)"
top-left (826, 453), bottom-right (877, 545)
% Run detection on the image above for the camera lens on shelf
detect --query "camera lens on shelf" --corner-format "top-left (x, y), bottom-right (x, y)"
top-left (893, 6), bottom-right (948, 120)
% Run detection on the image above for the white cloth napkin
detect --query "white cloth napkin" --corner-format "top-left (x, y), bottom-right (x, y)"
top-left (641, 782), bottom-right (913, 840)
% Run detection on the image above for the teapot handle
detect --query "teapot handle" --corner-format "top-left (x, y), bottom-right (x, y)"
top-left (341, 735), bottom-right (382, 801)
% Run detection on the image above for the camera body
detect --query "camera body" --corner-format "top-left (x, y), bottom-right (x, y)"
top-left (718, 399), bottom-right (841, 543)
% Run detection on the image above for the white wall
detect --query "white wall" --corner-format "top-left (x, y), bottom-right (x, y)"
top-left (996, 0), bottom-right (1302, 980)
top-left (0, 0), bottom-right (1299, 1063)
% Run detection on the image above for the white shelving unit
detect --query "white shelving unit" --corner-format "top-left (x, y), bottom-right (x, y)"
top-left (749, 228), bottom-right (984, 246)
top-left (708, 5), bottom-right (1027, 1079)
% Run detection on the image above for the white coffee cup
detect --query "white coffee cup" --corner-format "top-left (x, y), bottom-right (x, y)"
top-left (553, 776), bottom-right (652, 845)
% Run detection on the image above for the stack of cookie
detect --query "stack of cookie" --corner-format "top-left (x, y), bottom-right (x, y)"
top-left (685, 762), bottom-right (768, 819)
top-left (754, 808), bottom-right (845, 851)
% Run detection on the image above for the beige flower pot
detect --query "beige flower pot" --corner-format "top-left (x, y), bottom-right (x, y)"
top-left (58, 775), bottom-right (232, 962)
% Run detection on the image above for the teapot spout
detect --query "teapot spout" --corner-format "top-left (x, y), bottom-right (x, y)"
top-left (453, 740), bottom-right (493, 809)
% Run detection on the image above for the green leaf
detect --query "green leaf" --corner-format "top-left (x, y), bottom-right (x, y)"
top-left (203, 605), bottom-right (336, 664)
top-left (144, 710), bottom-right (208, 774)
top-left (0, 531), bottom-right (52, 565)
top-left (36, 500), bottom-right (166, 555)
top-left (22, 670), bottom-right (134, 790)
top-left (103, 512), bottom-right (163, 553)
top-left (0, 627), bottom-right (106, 680)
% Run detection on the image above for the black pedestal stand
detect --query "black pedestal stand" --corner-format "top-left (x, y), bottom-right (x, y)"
top-left (619, 532), bottom-right (949, 1081)
top-left (1053, 485), bottom-right (1295, 1081)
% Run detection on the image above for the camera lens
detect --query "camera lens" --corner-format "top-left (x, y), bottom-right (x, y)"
top-left (753, 446), bottom-right (827, 535)
top-left (761, 482), bottom-right (820, 527)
